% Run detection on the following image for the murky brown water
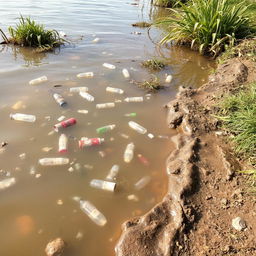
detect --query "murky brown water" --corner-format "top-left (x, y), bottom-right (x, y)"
top-left (0, 1), bottom-right (214, 255)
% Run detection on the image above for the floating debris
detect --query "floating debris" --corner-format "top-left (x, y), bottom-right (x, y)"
top-left (29, 76), bottom-right (47, 85)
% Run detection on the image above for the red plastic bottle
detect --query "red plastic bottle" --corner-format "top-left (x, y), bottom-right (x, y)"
top-left (54, 118), bottom-right (77, 132)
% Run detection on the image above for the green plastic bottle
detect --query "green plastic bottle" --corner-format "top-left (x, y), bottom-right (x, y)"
top-left (124, 112), bottom-right (137, 117)
top-left (96, 124), bottom-right (116, 134)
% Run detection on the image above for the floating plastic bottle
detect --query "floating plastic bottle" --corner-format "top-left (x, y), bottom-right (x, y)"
top-left (134, 176), bottom-right (151, 190)
top-left (92, 37), bottom-right (100, 43)
top-left (10, 113), bottom-right (36, 122)
top-left (128, 121), bottom-right (147, 134)
top-left (124, 143), bottom-right (135, 163)
top-left (53, 93), bottom-right (67, 107)
top-left (74, 198), bottom-right (107, 226)
top-left (165, 74), bottom-right (173, 83)
top-left (0, 177), bottom-right (16, 190)
top-left (90, 179), bottom-right (116, 192)
top-left (54, 118), bottom-right (77, 132)
top-left (77, 72), bottom-right (94, 78)
top-left (124, 97), bottom-right (143, 103)
top-left (29, 76), bottom-right (47, 85)
top-left (122, 68), bottom-right (130, 78)
top-left (106, 87), bottom-right (124, 94)
top-left (124, 113), bottom-right (136, 117)
top-left (38, 158), bottom-right (69, 166)
top-left (79, 138), bottom-right (104, 148)
top-left (137, 154), bottom-right (149, 166)
top-left (77, 109), bottom-right (89, 114)
top-left (70, 87), bottom-right (89, 93)
top-left (59, 134), bottom-right (68, 153)
top-left (103, 63), bottom-right (116, 69)
top-left (106, 165), bottom-right (120, 181)
top-left (96, 103), bottom-right (115, 109)
top-left (96, 124), bottom-right (116, 134)
top-left (79, 91), bottom-right (95, 102)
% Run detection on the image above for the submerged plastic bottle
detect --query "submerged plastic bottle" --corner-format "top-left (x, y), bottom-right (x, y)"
top-left (96, 103), bottom-right (115, 109)
top-left (79, 138), bottom-right (104, 148)
top-left (96, 124), bottom-right (116, 134)
top-left (54, 118), bottom-right (77, 132)
top-left (124, 97), bottom-right (143, 102)
top-left (124, 113), bottom-right (137, 117)
top-left (10, 113), bottom-right (36, 122)
top-left (106, 165), bottom-right (120, 181)
top-left (124, 143), bottom-right (135, 163)
top-left (38, 158), bottom-right (69, 166)
top-left (70, 87), bottom-right (88, 93)
top-left (0, 177), bottom-right (16, 190)
top-left (128, 121), bottom-right (147, 134)
top-left (103, 63), bottom-right (116, 69)
top-left (53, 93), bottom-right (67, 107)
top-left (90, 179), bottom-right (116, 192)
top-left (79, 91), bottom-right (95, 102)
top-left (122, 68), bottom-right (130, 78)
top-left (134, 176), bottom-right (151, 190)
top-left (77, 72), bottom-right (94, 78)
top-left (165, 74), bottom-right (173, 83)
top-left (29, 76), bottom-right (48, 85)
top-left (106, 87), bottom-right (124, 94)
top-left (58, 134), bottom-right (68, 153)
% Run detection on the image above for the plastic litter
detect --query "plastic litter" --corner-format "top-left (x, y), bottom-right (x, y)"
top-left (77, 72), bottom-right (94, 78)
top-left (124, 113), bottom-right (136, 117)
top-left (10, 113), bottom-right (36, 123)
top-left (70, 87), bottom-right (88, 93)
top-left (119, 133), bottom-right (129, 139)
top-left (122, 68), bottom-right (130, 78)
top-left (58, 134), bottom-right (68, 153)
top-left (90, 179), bottom-right (116, 192)
top-left (103, 63), bottom-right (116, 69)
top-left (57, 116), bottom-right (65, 122)
top-left (137, 154), bottom-right (149, 166)
top-left (165, 74), bottom-right (173, 83)
top-left (29, 76), bottom-right (47, 85)
top-left (92, 38), bottom-right (100, 43)
top-left (0, 177), bottom-right (16, 190)
top-left (12, 101), bottom-right (25, 110)
top-left (79, 91), bottom-right (95, 102)
top-left (106, 165), bottom-right (120, 181)
top-left (147, 133), bottom-right (154, 139)
top-left (84, 164), bottom-right (94, 170)
top-left (127, 194), bottom-right (139, 202)
top-left (54, 118), bottom-right (77, 132)
top-left (38, 158), bottom-right (69, 166)
top-left (96, 124), bottom-right (116, 134)
top-left (96, 103), bottom-right (115, 109)
top-left (124, 97), bottom-right (143, 102)
top-left (53, 93), bottom-right (67, 107)
top-left (77, 109), bottom-right (89, 114)
top-left (128, 121), bottom-right (147, 134)
top-left (134, 176), bottom-right (151, 190)
top-left (79, 138), bottom-right (104, 148)
top-left (106, 87), bottom-right (124, 94)
top-left (124, 143), bottom-right (135, 163)
top-left (19, 153), bottom-right (26, 160)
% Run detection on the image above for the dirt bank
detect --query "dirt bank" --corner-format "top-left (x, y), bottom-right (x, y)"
top-left (115, 58), bottom-right (256, 256)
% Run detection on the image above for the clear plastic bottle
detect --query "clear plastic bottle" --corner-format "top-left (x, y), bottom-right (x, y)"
top-left (77, 109), bottom-right (89, 114)
top-left (128, 121), bottom-right (147, 134)
top-left (106, 165), bottom-right (120, 181)
top-left (96, 124), bottom-right (116, 134)
top-left (77, 72), bottom-right (94, 78)
top-left (106, 87), bottom-right (124, 94)
top-left (165, 74), bottom-right (173, 83)
top-left (103, 63), bottom-right (116, 69)
top-left (38, 158), bottom-right (69, 166)
top-left (70, 87), bottom-right (88, 93)
top-left (96, 103), bottom-right (115, 109)
top-left (90, 179), bottom-right (116, 192)
top-left (53, 93), bottom-right (67, 107)
top-left (124, 97), bottom-right (143, 103)
top-left (54, 118), bottom-right (77, 132)
top-left (10, 113), bottom-right (36, 122)
top-left (134, 176), bottom-right (151, 190)
top-left (0, 177), bottom-right (16, 190)
top-left (79, 138), bottom-right (104, 148)
top-left (122, 68), bottom-right (130, 78)
top-left (124, 113), bottom-right (137, 117)
top-left (29, 76), bottom-right (48, 85)
top-left (58, 134), bottom-right (68, 153)
top-left (124, 143), bottom-right (135, 163)
top-left (79, 91), bottom-right (95, 102)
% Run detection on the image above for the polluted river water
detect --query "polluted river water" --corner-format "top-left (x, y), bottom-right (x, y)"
top-left (0, 0), bottom-right (214, 255)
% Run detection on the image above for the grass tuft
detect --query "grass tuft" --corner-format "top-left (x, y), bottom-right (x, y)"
top-left (133, 76), bottom-right (164, 92)
top-left (153, 0), bottom-right (186, 8)
top-left (141, 58), bottom-right (166, 71)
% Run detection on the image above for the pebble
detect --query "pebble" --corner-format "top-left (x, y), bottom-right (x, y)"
top-left (232, 216), bottom-right (247, 231)
top-left (45, 238), bottom-right (66, 256)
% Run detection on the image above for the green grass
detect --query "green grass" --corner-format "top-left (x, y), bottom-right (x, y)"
top-left (153, 0), bottom-right (186, 8)
top-left (156, 0), bottom-right (255, 57)
top-left (141, 58), bottom-right (166, 71)
top-left (132, 76), bottom-right (164, 92)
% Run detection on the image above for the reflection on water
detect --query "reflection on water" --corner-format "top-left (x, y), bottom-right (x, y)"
top-left (0, 1), bottom-right (214, 256)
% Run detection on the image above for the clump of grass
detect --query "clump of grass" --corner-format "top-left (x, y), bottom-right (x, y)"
top-left (134, 76), bottom-right (164, 92)
top-left (141, 58), bottom-right (166, 71)
top-left (132, 22), bottom-right (151, 28)
top-left (157, 0), bottom-right (254, 57)
top-left (153, 0), bottom-right (186, 8)
top-left (240, 169), bottom-right (256, 193)
top-left (217, 82), bottom-right (256, 165)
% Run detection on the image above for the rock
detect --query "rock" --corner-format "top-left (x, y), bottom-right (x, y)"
top-left (45, 238), bottom-right (66, 256)
top-left (232, 217), bottom-right (247, 231)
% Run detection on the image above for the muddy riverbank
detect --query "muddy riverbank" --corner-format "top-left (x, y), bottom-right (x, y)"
top-left (116, 56), bottom-right (256, 255)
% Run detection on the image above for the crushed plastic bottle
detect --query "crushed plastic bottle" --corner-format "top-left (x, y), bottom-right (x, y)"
top-left (106, 165), bottom-right (120, 181)
top-left (124, 113), bottom-right (136, 117)
top-left (165, 74), bottom-right (173, 83)
top-left (29, 76), bottom-right (48, 85)
top-left (124, 97), bottom-right (143, 102)
top-left (122, 68), bottom-right (130, 78)
top-left (38, 158), bottom-right (69, 166)
top-left (10, 113), bottom-right (36, 122)
top-left (103, 63), bottom-right (116, 69)
top-left (90, 179), bottom-right (116, 192)
top-left (106, 87), bottom-right (124, 94)
top-left (134, 176), bottom-right (151, 190)
top-left (128, 121), bottom-right (147, 134)
top-left (54, 118), bottom-right (77, 132)
top-left (77, 72), bottom-right (94, 78)
top-left (124, 143), bottom-right (135, 163)
top-left (96, 103), bottom-right (115, 109)
top-left (58, 134), bottom-right (68, 153)
top-left (96, 124), bottom-right (116, 134)
top-left (147, 133), bottom-right (154, 139)
top-left (53, 93), bottom-right (67, 107)
top-left (137, 154), bottom-right (149, 166)
top-left (70, 87), bottom-right (88, 93)
top-left (0, 177), bottom-right (16, 190)
top-left (79, 138), bottom-right (104, 148)
top-left (79, 91), bottom-right (95, 102)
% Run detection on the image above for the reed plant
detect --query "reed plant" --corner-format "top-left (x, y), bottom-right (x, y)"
top-left (157, 0), bottom-right (254, 57)
top-left (153, 0), bottom-right (186, 8)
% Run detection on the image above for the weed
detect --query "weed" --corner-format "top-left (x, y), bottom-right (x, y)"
top-left (153, 0), bottom-right (186, 8)
top-left (141, 58), bottom-right (166, 71)
top-left (133, 76), bottom-right (164, 92)
top-left (132, 22), bottom-right (151, 28)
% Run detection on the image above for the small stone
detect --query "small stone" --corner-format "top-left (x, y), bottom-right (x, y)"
top-left (45, 238), bottom-right (66, 256)
top-left (232, 217), bottom-right (247, 231)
